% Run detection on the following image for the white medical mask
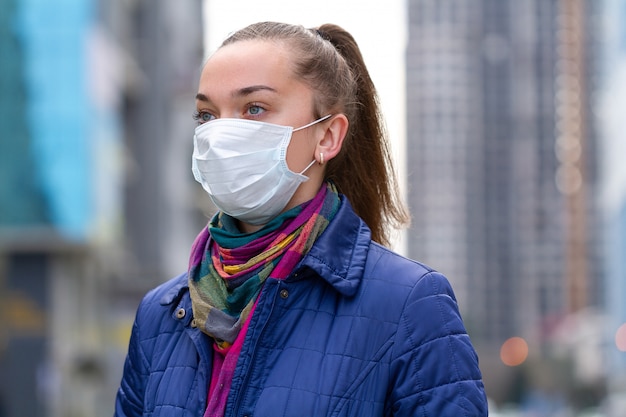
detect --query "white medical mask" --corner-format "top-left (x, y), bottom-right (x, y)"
top-left (192, 115), bottom-right (331, 225)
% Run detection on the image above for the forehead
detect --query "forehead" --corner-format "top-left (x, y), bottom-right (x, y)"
top-left (199, 40), bottom-right (300, 93)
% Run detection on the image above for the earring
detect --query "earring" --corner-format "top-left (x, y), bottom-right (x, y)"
top-left (319, 152), bottom-right (325, 165)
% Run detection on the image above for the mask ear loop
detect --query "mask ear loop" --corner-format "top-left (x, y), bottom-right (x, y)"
top-left (298, 159), bottom-right (317, 175)
top-left (294, 114), bottom-right (332, 175)
top-left (292, 114), bottom-right (332, 132)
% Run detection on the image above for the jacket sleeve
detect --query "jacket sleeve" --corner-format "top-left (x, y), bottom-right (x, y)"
top-left (389, 271), bottom-right (488, 416)
top-left (114, 298), bottom-right (151, 417)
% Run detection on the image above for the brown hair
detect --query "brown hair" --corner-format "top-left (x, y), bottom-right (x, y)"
top-left (221, 22), bottom-right (410, 246)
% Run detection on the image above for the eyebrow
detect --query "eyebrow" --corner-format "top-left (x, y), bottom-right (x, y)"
top-left (234, 85), bottom-right (277, 97)
top-left (195, 93), bottom-right (210, 102)
top-left (195, 85), bottom-right (277, 102)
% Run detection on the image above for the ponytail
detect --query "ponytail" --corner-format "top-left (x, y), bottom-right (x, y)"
top-left (316, 24), bottom-right (410, 247)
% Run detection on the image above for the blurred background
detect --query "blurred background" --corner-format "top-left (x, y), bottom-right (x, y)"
top-left (1, 0), bottom-right (625, 416)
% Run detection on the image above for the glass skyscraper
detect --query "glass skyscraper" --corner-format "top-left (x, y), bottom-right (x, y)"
top-left (405, 0), bottom-right (604, 396)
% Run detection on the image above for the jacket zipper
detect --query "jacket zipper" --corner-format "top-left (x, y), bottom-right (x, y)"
top-left (229, 281), bottom-right (278, 417)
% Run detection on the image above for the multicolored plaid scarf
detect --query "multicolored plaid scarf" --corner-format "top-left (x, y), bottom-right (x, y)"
top-left (188, 183), bottom-right (340, 417)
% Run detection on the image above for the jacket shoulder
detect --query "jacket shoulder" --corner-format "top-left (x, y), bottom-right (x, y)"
top-left (364, 242), bottom-right (443, 290)
top-left (362, 246), bottom-right (487, 416)
top-left (140, 272), bottom-right (189, 307)
top-left (130, 272), bottom-right (191, 352)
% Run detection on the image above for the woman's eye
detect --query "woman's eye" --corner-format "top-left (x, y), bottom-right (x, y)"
top-left (247, 105), bottom-right (265, 116)
top-left (193, 111), bottom-right (215, 124)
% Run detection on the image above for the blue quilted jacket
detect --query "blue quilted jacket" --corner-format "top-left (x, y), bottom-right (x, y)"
top-left (115, 197), bottom-right (488, 416)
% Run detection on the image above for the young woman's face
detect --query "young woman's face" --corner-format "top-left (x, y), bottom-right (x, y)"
top-left (195, 39), bottom-right (327, 228)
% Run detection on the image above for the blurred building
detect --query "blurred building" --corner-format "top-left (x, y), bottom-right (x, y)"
top-left (405, 0), bottom-right (605, 403)
top-left (0, 0), bottom-right (204, 416)
top-left (600, 0), bottom-right (626, 393)
top-left (1, 0), bottom-right (108, 416)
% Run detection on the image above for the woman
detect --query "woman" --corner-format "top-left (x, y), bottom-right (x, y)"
top-left (115, 22), bottom-right (488, 417)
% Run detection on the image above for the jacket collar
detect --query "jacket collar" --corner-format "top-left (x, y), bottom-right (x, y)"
top-left (161, 195), bottom-right (371, 306)
top-left (297, 196), bottom-right (371, 297)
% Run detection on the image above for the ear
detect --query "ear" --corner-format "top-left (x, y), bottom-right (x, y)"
top-left (315, 114), bottom-right (349, 163)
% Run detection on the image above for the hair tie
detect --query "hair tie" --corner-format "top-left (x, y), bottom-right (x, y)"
top-left (315, 28), bottom-right (329, 41)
